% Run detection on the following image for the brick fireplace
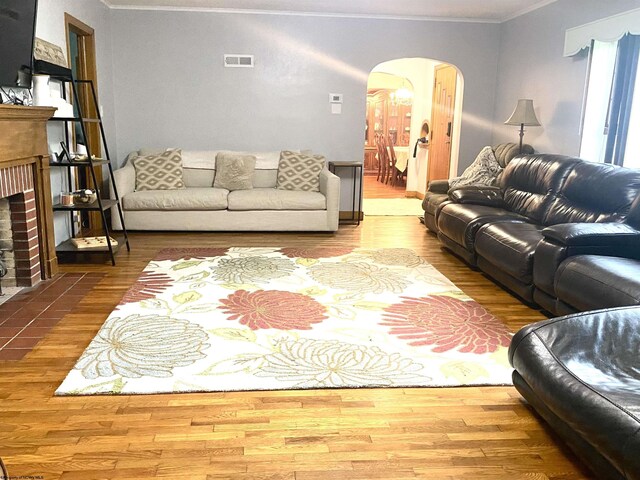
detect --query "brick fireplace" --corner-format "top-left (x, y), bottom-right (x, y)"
top-left (0, 105), bottom-right (58, 287)
top-left (0, 165), bottom-right (41, 286)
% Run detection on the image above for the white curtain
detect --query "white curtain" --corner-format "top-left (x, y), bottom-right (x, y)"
top-left (564, 8), bottom-right (640, 56)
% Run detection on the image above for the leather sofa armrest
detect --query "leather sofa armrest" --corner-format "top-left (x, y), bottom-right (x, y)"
top-left (448, 186), bottom-right (506, 208)
top-left (427, 179), bottom-right (450, 194)
top-left (534, 224), bottom-right (640, 299)
top-left (542, 223), bottom-right (640, 247)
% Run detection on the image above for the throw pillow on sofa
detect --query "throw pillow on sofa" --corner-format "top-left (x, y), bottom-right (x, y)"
top-left (276, 150), bottom-right (325, 192)
top-left (213, 153), bottom-right (256, 191)
top-left (449, 146), bottom-right (502, 189)
top-left (132, 149), bottom-right (186, 191)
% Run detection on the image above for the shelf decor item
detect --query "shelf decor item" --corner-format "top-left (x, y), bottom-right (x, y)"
top-left (70, 236), bottom-right (118, 250)
top-left (58, 141), bottom-right (71, 162)
top-left (31, 74), bottom-right (51, 106)
top-left (60, 192), bottom-right (74, 206)
top-left (33, 38), bottom-right (68, 68)
top-left (72, 189), bottom-right (97, 204)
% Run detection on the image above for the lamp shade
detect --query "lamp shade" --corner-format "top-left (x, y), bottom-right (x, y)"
top-left (504, 99), bottom-right (541, 126)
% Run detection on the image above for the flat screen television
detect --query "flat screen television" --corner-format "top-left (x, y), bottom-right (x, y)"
top-left (0, 0), bottom-right (38, 88)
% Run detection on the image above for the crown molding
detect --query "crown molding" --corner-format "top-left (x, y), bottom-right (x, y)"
top-left (501, 0), bottom-right (558, 22)
top-left (102, 4), bottom-right (502, 24)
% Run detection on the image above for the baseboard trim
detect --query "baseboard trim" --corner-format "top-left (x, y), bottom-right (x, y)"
top-left (405, 191), bottom-right (425, 200)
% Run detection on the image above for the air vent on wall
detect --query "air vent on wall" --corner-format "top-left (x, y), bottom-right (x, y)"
top-left (224, 54), bottom-right (254, 68)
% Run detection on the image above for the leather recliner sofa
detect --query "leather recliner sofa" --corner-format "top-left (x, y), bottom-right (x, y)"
top-left (428, 153), bottom-right (640, 315)
top-left (509, 306), bottom-right (640, 480)
top-left (422, 143), bottom-right (533, 233)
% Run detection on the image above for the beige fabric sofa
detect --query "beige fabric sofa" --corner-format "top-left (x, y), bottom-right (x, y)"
top-left (111, 150), bottom-right (340, 232)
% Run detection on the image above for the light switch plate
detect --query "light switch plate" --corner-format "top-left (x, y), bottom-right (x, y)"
top-left (331, 103), bottom-right (342, 114)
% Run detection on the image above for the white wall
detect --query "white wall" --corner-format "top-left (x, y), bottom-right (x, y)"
top-left (36, 0), bottom-right (116, 244)
top-left (492, 0), bottom-right (640, 155)
top-left (109, 10), bottom-right (501, 209)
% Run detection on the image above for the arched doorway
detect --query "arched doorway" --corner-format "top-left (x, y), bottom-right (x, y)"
top-left (362, 58), bottom-right (464, 217)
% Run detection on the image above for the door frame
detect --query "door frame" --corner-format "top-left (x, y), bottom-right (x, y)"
top-left (65, 13), bottom-right (103, 232)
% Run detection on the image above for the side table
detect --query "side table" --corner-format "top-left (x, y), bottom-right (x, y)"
top-left (328, 161), bottom-right (363, 226)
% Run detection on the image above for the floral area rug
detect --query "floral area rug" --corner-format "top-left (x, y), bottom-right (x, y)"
top-left (55, 247), bottom-right (513, 395)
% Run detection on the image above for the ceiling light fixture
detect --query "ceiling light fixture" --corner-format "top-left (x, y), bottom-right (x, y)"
top-left (391, 79), bottom-right (413, 106)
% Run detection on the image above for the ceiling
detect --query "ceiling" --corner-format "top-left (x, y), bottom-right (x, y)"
top-left (102, 0), bottom-right (558, 22)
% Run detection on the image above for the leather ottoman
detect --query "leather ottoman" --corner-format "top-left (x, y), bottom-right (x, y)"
top-left (509, 307), bottom-right (640, 480)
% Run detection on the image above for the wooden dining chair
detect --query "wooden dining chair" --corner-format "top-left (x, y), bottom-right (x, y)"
top-left (387, 135), bottom-right (399, 186)
top-left (374, 133), bottom-right (383, 181)
top-left (375, 134), bottom-right (390, 184)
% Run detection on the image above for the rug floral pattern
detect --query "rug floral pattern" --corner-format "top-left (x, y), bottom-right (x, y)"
top-left (56, 247), bottom-right (513, 395)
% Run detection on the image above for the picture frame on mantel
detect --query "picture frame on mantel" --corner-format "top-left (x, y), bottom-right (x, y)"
top-left (33, 38), bottom-right (68, 68)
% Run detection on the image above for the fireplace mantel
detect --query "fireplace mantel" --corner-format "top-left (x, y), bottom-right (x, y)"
top-left (0, 105), bottom-right (58, 280)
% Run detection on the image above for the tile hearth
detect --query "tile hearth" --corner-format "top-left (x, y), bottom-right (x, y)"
top-left (0, 287), bottom-right (24, 306)
top-left (0, 273), bottom-right (103, 360)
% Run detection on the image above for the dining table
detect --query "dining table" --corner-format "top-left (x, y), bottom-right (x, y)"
top-left (392, 145), bottom-right (410, 172)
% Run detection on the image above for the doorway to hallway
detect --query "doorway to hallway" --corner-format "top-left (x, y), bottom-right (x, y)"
top-left (362, 58), bottom-right (463, 217)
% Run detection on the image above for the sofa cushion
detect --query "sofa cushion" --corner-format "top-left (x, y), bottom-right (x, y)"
top-left (253, 169), bottom-right (278, 188)
top-left (123, 188), bottom-right (229, 211)
top-left (132, 149), bottom-right (186, 191)
top-left (449, 146), bottom-right (502, 189)
top-left (180, 150), bottom-right (218, 170)
top-left (543, 161), bottom-right (640, 226)
top-left (183, 168), bottom-right (277, 188)
top-left (555, 255), bottom-right (640, 311)
top-left (475, 222), bottom-right (545, 283)
top-left (213, 153), bottom-right (256, 191)
top-left (276, 151), bottom-right (325, 192)
top-left (228, 188), bottom-right (326, 211)
top-left (493, 143), bottom-right (534, 168)
top-left (437, 203), bottom-right (528, 251)
top-left (499, 155), bottom-right (578, 224)
top-left (217, 150), bottom-right (283, 170)
top-left (183, 168), bottom-right (216, 188)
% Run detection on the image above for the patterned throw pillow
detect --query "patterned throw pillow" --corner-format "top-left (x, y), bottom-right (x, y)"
top-left (213, 153), bottom-right (256, 191)
top-left (448, 146), bottom-right (502, 189)
top-left (276, 151), bottom-right (325, 192)
top-left (132, 149), bottom-right (185, 191)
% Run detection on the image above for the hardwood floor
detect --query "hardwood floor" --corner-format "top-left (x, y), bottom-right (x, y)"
top-left (0, 217), bottom-right (594, 480)
top-left (363, 175), bottom-right (407, 199)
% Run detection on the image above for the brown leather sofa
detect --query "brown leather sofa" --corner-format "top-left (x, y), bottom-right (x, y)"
top-left (429, 153), bottom-right (640, 314)
top-left (509, 306), bottom-right (640, 480)
top-left (534, 226), bottom-right (640, 315)
top-left (422, 143), bottom-right (533, 233)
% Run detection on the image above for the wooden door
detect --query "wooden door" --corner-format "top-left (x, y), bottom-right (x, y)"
top-left (428, 64), bottom-right (457, 183)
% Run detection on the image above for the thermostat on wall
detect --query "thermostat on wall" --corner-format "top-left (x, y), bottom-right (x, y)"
top-left (329, 93), bottom-right (343, 103)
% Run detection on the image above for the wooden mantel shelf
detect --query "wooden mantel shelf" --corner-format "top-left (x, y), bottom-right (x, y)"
top-left (0, 104), bottom-right (56, 120)
top-left (0, 105), bottom-right (56, 163)
top-left (0, 104), bottom-right (58, 279)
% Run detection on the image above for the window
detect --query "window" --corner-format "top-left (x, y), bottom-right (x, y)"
top-left (580, 40), bottom-right (617, 163)
top-left (579, 34), bottom-right (640, 167)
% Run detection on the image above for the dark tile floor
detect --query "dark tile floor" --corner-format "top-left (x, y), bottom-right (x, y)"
top-left (0, 273), bottom-right (103, 360)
